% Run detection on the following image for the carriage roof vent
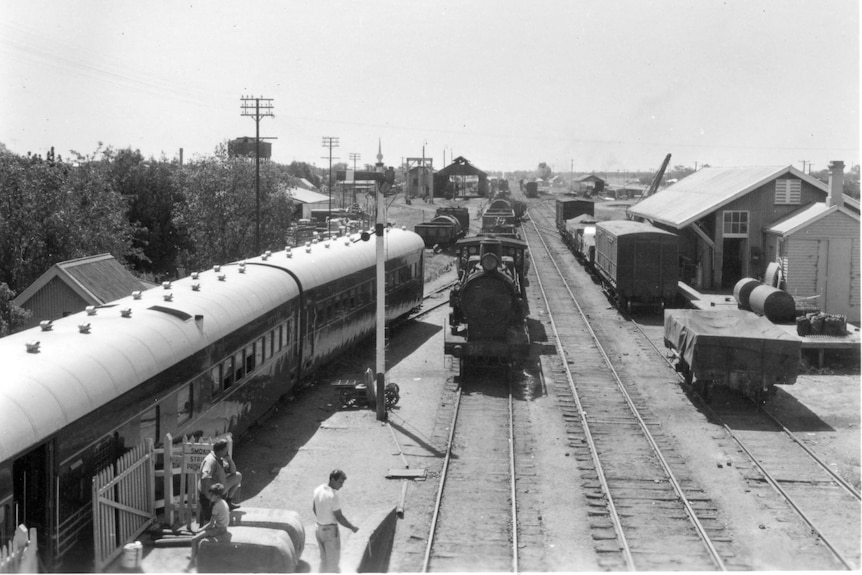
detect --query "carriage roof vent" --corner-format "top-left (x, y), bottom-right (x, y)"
top-left (121, 308), bottom-right (132, 318)
top-left (239, 262), bottom-right (246, 273)
top-left (26, 341), bottom-right (40, 353)
top-left (213, 265), bottom-right (221, 272)
top-left (192, 283), bottom-right (201, 291)
top-left (86, 306), bottom-right (97, 316)
top-left (164, 293), bottom-right (174, 302)
top-left (286, 246), bottom-right (292, 258)
top-left (40, 320), bottom-right (53, 331)
top-left (162, 281), bottom-right (172, 290)
top-left (191, 272), bottom-right (200, 280)
top-left (305, 242), bottom-right (312, 253)
top-left (78, 323), bottom-right (91, 334)
top-left (325, 241), bottom-right (331, 248)
top-left (218, 274), bottom-right (226, 281)
top-left (262, 250), bottom-right (272, 260)
top-left (132, 291), bottom-right (142, 300)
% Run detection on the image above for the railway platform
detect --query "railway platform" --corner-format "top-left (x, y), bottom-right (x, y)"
top-left (678, 281), bottom-right (860, 368)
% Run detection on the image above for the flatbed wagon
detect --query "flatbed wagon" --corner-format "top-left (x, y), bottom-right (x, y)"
top-left (664, 309), bottom-right (801, 403)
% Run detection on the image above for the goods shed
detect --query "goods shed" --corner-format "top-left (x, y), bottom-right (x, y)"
top-left (434, 156), bottom-right (489, 198)
top-left (765, 173), bottom-right (860, 323)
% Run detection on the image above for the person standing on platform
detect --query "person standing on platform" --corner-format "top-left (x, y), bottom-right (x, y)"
top-left (198, 438), bottom-right (242, 523)
top-left (312, 469), bottom-right (359, 572)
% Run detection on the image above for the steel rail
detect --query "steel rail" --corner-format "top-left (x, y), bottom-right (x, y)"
top-left (508, 378), bottom-right (519, 574)
top-left (596, 224), bottom-right (858, 570)
top-left (522, 212), bottom-right (635, 569)
top-left (421, 386), bottom-right (463, 572)
top-left (525, 206), bottom-right (727, 570)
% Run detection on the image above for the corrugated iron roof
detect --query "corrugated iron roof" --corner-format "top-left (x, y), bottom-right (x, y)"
top-left (627, 165), bottom-right (828, 228)
top-left (13, 253), bottom-right (149, 307)
top-left (285, 187), bottom-right (330, 204)
top-left (59, 254), bottom-right (148, 303)
top-left (767, 202), bottom-right (859, 236)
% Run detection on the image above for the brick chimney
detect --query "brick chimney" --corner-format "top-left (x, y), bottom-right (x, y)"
top-left (827, 160), bottom-right (845, 209)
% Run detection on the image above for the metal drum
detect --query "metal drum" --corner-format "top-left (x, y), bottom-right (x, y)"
top-left (733, 277), bottom-right (761, 311)
top-left (749, 284), bottom-right (796, 323)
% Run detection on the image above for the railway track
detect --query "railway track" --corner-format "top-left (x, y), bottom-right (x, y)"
top-left (532, 197), bottom-right (859, 569)
top-left (633, 318), bottom-right (862, 569)
top-left (523, 203), bottom-right (734, 570)
top-left (422, 368), bottom-right (519, 572)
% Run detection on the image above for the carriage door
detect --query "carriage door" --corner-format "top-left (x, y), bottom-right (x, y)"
top-left (13, 443), bottom-right (54, 560)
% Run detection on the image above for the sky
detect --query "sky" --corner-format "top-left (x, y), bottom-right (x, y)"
top-left (1, 0), bottom-right (859, 175)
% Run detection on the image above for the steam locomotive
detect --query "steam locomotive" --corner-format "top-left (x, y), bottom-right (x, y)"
top-left (444, 235), bottom-right (530, 374)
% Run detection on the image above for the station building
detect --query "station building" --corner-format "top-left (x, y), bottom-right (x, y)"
top-left (628, 161), bottom-right (860, 322)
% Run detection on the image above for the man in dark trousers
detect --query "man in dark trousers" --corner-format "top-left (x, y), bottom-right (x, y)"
top-left (312, 469), bottom-right (359, 572)
top-left (198, 438), bottom-right (242, 522)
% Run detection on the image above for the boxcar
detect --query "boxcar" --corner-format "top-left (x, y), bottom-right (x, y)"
top-left (555, 198), bottom-right (596, 233)
top-left (594, 220), bottom-right (678, 313)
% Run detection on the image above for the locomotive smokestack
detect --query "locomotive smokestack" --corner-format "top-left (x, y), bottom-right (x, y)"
top-left (480, 238), bottom-right (504, 271)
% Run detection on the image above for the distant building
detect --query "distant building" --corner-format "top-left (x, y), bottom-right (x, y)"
top-left (572, 174), bottom-right (606, 195)
top-left (228, 137), bottom-right (272, 159)
top-left (12, 254), bottom-right (153, 329)
top-left (282, 186), bottom-right (331, 220)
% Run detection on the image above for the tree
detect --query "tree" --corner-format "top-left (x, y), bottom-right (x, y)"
top-left (536, 162), bottom-right (553, 181)
top-left (0, 146), bottom-right (141, 293)
top-left (108, 148), bottom-right (189, 279)
top-left (174, 144), bottom-right (296, 271)
top-left (0, 282), bottom-right (30, 337)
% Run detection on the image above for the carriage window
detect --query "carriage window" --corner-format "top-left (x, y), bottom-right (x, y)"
top-left (264, 332), bottom-right (272, 361)
top-left (256, 338), bottom-right (264, 365)
top-left (223, 357), bottom-right (234, 389)
top-left (211, 364), bottom-right (222, 395)
top-left (0, 500), bottom-right (10, 547)
top-left (140, 404), bottom-right (160, 446)
top-left (280, 323), bottom-right (287, 347)
top-left (234, 351), bottom-right (245, 381)
top-left (177, 384), bottom-right (193, 425)
top-left (245, 344), bottom-right (255, 373)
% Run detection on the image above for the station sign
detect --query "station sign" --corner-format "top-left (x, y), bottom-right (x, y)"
top-left (182, 441), bottom-right (214, 474)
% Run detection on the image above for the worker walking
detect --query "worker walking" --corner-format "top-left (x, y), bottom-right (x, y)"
top-left (312, 469), bottom-right (359, 573)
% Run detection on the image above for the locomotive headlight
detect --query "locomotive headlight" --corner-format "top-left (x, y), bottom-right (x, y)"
top-left (480, 252), bottom-right (499, 272)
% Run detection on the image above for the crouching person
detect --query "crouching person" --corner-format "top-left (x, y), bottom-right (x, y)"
top-left (187, 483), bottom-right (230, 572)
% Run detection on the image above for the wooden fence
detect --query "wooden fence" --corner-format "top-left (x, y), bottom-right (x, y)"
top-left (92, 441), bottom-right (156, 572)
top-left (0, 525), bottom-right (38, 574)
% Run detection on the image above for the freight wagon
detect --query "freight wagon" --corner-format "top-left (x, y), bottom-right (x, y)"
top-left (555, 197), bottom-right (596, 234)
top-left (593, 220), bottom-right (679, 313)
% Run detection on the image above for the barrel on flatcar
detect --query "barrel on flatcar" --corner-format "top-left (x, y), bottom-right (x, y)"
top-left (555, 197), bottom-right (596, 233)
top-left (593, 220), bottom-right (678, 313)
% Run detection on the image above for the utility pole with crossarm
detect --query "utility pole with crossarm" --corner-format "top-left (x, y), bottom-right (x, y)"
top-left (240, 96), bottom-right (274, 254)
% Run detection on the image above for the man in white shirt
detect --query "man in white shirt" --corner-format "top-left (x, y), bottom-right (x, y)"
top-left (312, 469), bottom-right (359, 572)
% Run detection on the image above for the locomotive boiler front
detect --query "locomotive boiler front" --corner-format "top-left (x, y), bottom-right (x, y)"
top-left (453, 239), bottom-right (521, 341)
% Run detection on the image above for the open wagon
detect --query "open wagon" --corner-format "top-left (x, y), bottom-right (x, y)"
top-left (664, 309), bottom-right (801, 403)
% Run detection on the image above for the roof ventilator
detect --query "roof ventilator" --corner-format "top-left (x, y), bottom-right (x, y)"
top-left (132, 291), bottom-right (142, 300)
top-left (305, 242), bottom-right (312, 253)
top-left (239, 262), bottom-right (247, 273)
top-left (262, 250), bottom-right (272, 260)
top-left (164, 293), bottom-right (174, 302)
top-left (40, 320), bottom-right (53, 332)
top-left (163, 281), bottom-right (172, 290)
top-left (192, 283), bottom-right (201, 291)
top-left (121, 308), bottom-right (132, 318)
top-left (214, 265), bottom-right (221, 272)
top-left (86, 306), bottom-right (97, 316)
top-left (78, 323), bottom-right (91, 334)
top-left (286, 246), bottom-right (293, 258)
top-left (191, 272), bottom-right (200, 280)
top-left (26, 341), bottom-right (40, 353)
top-left (218, 274), bottom-right (226, 281)
top-left (325, 241), bottom-right (331, 248)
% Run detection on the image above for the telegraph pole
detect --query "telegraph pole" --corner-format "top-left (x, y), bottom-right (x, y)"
top-left (349, 152), bottom-right (361, 208)
top-left (322, 137), bottom-right (340, 237)
top-left (240, 96), bottom-right (274, 254)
